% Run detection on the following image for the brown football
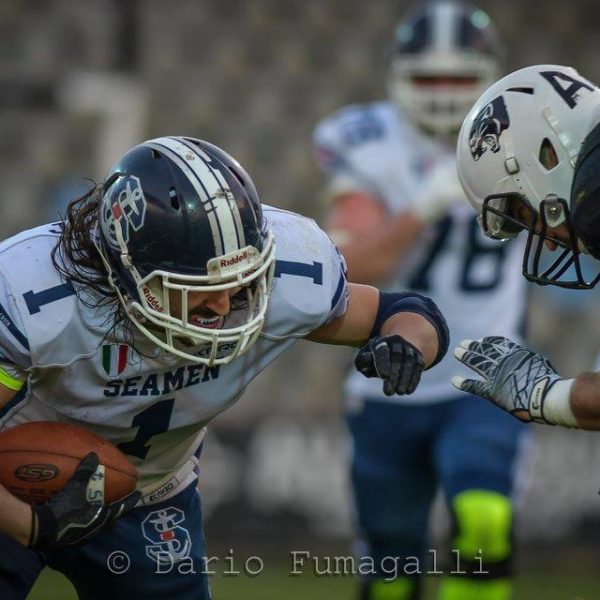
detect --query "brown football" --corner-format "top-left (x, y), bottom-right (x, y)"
top-left (0, 421), bottom-right (138, 505)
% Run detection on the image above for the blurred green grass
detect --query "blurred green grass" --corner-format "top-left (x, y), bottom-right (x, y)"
top-left (28, 564), bottom-right (600, 600)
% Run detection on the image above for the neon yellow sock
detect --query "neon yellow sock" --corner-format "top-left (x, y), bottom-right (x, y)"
top-left (438, 491), bottom-right (514, 600)
top-left (452, 490), bottom-right (512, 561)
top-left (437, 577), bottom-right (512, 600)
top-left (367, 578), bottom-right (417, 600)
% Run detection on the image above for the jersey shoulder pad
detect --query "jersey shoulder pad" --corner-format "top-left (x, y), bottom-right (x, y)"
top-left (0, 223), bottom-right (100, 367)
top-left (314, 101), bottom-right (391, 147)
top-left (313, 103), bottom-right (406, 205)
top-left (262, 206), bottom-right (347, 338)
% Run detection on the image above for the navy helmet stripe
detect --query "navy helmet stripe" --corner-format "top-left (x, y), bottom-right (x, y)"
top-left (165, 137), bottom-right (245, 251)
top-left (176, 137), bottom-right (246, 250)
top-left (149, 138), bottom-right (246, 256)
top-left (147, 139), bottom-right (224, 256)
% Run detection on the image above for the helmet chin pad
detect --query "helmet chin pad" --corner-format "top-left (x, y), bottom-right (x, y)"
top-left (140, 276), bottom-right (168, 314)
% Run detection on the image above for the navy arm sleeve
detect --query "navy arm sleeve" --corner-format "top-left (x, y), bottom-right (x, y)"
top-left (369, 291), bottom-right (449, 369)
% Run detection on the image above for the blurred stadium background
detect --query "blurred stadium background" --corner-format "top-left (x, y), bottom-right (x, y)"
top-left (3, 0), bottom-right (600, 598)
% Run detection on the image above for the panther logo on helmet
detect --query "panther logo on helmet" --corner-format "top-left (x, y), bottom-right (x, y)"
top-left (101, 175), bottom-right (148, 250)
top-left (469, 96), bottom-right (510, 161)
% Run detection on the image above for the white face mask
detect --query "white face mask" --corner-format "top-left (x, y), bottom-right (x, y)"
top-left (97, 231), bottom-right (277, 365)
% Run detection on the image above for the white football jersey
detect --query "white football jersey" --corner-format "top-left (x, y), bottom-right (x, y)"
top-left (314, 101), bottom-right (527, 404)
top-left (0, 207), bottom-right (348, 503)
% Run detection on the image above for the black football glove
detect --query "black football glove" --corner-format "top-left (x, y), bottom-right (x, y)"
top-left (29, 452), bottom-right (140, 553)
top-left (355, 335), bottom-right (425, 396)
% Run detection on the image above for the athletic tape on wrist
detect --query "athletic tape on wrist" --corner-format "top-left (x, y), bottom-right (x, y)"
top-left (543, 378), bottom-right (577, 427)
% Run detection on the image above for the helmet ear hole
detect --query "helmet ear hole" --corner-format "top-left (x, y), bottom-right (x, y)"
top-left (539, 138), bottom-right (559, 170)
top-left (169, 187), bottom-right (180, 211)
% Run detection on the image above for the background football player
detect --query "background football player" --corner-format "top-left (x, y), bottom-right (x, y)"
top-left (312, 2), bottom-right (527, 599)
top-left (454, 63), bottom-right (600, 431)
top-left (0, 137), bottom-right (448, 599)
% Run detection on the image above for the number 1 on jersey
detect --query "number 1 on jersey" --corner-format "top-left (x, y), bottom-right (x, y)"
top-left (118, 398), bottom-right (175, 459)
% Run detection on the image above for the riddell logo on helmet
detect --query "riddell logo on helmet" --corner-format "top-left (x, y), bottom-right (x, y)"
top-left (220, 251), bottom-right (249, 268)
top-left (142, 286), bottom-right (165, 313)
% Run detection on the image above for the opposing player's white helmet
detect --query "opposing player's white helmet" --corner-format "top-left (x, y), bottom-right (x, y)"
top-left (457, 64), bottom-right (600, 288)
top-left (388, 0), bottom-right (502, 136)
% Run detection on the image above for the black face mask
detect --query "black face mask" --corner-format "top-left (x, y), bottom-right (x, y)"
top-left (481, 192), bottom-right (600, 289)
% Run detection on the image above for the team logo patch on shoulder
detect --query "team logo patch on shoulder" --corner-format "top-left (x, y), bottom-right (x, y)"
top-left (102, 343), bottom-right (130, 376)
top-left (469, 96), bottom-right (510, 161)
top-left (101, 174), bottom-right (147, 250)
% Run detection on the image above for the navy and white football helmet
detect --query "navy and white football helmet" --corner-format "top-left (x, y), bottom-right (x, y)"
top-left (457, 65), bottom-right (600, 288)
top-left (388, 0), bottom-right (503, 136)
top-left (95, 136), bottom-right (276, 364)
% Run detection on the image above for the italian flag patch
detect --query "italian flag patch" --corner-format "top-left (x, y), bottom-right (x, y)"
top-left (102, 344), bottom-right (130, 376)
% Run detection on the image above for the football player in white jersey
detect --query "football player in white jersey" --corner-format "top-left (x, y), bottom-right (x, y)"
top-left (454, 64), bottom-right (600, 431)
top-left (313, 3), bottom-right (527, 600)
top-left (0, 137), bottom-right (448, 599)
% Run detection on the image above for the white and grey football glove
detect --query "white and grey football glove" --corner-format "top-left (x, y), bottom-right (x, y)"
top-left (452, 336), bottom-right (564, 424)
top-left (30, 452), bottom-right (140, 553)
top-left (355, 335), bottom-right (425, 396)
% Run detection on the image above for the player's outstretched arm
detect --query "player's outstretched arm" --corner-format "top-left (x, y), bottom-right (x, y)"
top-left (306, 283), bottom-right (449, 395)
top-left (452, 336), bottom-right (600, 430)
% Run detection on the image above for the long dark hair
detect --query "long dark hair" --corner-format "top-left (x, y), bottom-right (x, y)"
top-left (51, 182), bottom-right (128, 328)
